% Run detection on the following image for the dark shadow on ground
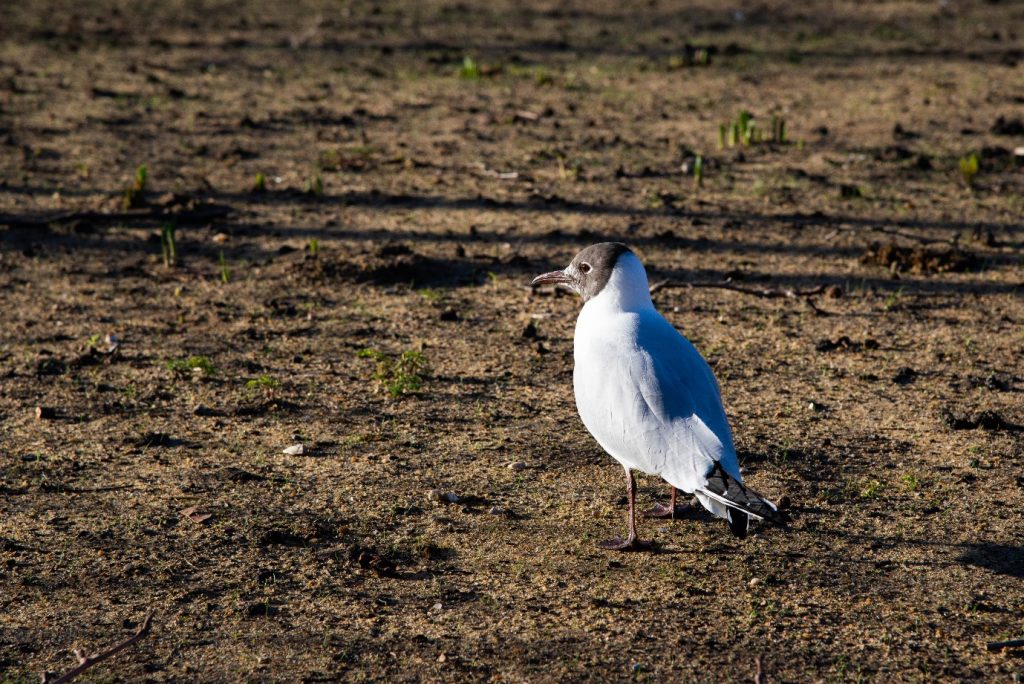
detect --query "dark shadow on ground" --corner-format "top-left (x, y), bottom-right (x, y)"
top-left (2, 189), bottom-right (1021, 296)
top-left (7, 5), bottom-right (1021, 67)
top-left (958, 543), bottom-right (1024, 579)
top-left (5, 186), bottom-right (1021, 238)
top-left (651, 528), bottom-right (1023, 578)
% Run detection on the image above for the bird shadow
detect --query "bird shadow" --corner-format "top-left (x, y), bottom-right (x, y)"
top-left (633, 514), bottom-right (1024, 577)
top-left (957, 543), bottom-right (1024, 579)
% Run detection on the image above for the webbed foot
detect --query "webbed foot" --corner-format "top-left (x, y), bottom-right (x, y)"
top-left (598, 536), bottom-right (653, 552)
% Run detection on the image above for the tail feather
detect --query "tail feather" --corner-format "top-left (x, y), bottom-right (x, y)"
top-left (699, 462), bottom-right (787, 529)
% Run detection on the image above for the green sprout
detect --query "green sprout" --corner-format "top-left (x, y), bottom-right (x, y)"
top-left (318, 148), bottom-right (342, 171)
top-left (307, 173), bottom-right (324, 196)
top-left (859, 480), bottom-right (883, 499)
top-left (123, 164), bottom-right (149, 209)
top-left (160, 221), bottom-right (177, 268)
top-left (245, 375), bottom-right (280, 398)
top-left (219, 251), bottom-right (231, 283)
top-left (458, 56), bottom-right (481, 80)
top-left (417, 288), bottom-right (442, 303)
top-left (719, 111), bottom-right (787, 148)
top-left (166, 355), bottom-right (216, 377)
top-left (693, 155), bottom-right (704, 187)
top-left (134, 164), bottom-right (148, 192)
top-left (771, 114), bottom-right (787, 143)
top-left (668, 48), bottom-right (710, 70)
top-left (253, 172), bottom-right (267, 193)
top-left (308, 238), bottom-right (319, 257)
top-left (883, 287), bottom-right (904, 311)
top-left (959, 152), bottom-right (979, 189)
top-left (738, 110), bottom-right (756, 145)
top-left (557, 155), bottom-right (582, 180)
top-left (357, 348), bottom-right (426, 398)
top-left (245, 375), bottom-right (279, 390)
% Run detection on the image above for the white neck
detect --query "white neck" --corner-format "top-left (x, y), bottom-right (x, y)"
top-left (585, 252), bottom-right (654, 312)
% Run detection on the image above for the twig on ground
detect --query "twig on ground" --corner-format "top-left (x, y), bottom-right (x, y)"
top-left (986, 638), bottom-right (1024, 652)
top-left (649, 279), bottom-right (826, 300)
top-left (754, 655), bottom-right (764, 684)
top-left (803, 296), bottom-right (828, 316)
top-left (649, 280), bottom-right (832, 316)
top-left (472, 162), bottom-right (521, 180)
top-left (41, 611), bottom-right (154, 684)
top-left (821, 223), bottom-right (950, 245)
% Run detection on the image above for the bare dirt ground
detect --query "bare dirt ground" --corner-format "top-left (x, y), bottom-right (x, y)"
top-left (1, 1), bottom-right (1023, 681)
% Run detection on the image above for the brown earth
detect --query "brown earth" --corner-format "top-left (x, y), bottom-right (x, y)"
top-left (1, 1), bottom-right (1023, 681)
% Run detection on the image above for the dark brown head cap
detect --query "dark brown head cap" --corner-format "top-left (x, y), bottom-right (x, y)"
top-left (568, 242), bottom-right (633, 301)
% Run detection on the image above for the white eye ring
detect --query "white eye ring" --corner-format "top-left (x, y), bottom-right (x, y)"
top-left (579, 262), bottom-right (592, 274)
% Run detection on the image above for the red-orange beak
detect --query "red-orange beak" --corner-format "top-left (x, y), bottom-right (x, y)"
top-left (531, 270), bottom-right (573, 287)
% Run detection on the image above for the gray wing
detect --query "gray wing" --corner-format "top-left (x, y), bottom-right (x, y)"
top-left (575, 311), bottom-right (739, 491)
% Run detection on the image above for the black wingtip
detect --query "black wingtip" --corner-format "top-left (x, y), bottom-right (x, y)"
top-left (727, 509), bottom-right (748, 539)
top-left (705, 462), bottom-right (788, 529)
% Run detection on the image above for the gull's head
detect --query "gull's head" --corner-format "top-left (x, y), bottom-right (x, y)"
top-left (532, 242), bottom-right (647, 304)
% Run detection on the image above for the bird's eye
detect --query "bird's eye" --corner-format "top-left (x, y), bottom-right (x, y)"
top-left (579, 262), bottom-right (592, 274)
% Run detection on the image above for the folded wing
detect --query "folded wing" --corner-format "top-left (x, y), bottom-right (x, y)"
top-left (576, 310), bottom-right (783, 534)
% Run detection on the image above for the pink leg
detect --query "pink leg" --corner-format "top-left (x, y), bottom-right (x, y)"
top-left (643, 486), bottom-right (691, 520)
top-left (599, 469), bottom-right (653, 551)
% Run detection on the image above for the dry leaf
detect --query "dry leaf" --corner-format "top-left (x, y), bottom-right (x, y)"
top-left (180, 506), bottom-right (213, 524)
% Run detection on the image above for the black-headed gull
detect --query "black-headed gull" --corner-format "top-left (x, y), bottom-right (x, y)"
top-left (533, 243), bottom-right (785, 550)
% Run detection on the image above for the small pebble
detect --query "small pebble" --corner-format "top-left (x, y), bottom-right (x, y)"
top-left (507, 461), bottom-right (526, 472)
top-left (282, 443), bottom-right (304, 455)
top-left (427, 489), bottom-right (459, 503)
top-left (487, 506), bottom-right (504, 516)
top-left (749, 577), bottom-right (761, 588)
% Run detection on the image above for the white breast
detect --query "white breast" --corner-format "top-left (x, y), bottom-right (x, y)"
top-left (573, 307), bottom-right (655, 472)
